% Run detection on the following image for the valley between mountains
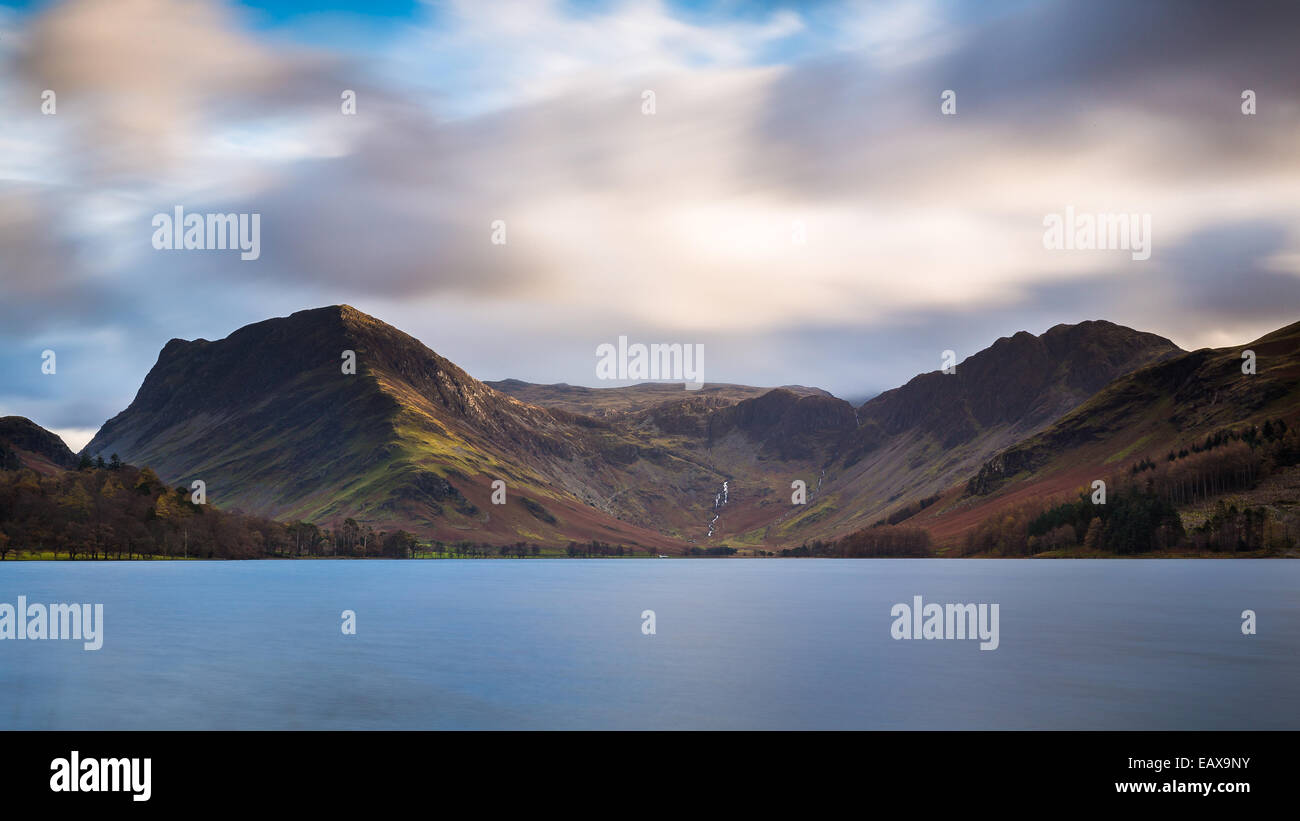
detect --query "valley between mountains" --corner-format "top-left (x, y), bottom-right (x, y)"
top-left (4, 305), bottom-right (1298, 558)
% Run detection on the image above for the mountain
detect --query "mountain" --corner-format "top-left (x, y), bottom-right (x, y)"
top-left (0, 417), bottom-right (77, 474)
top-left (81, 306), bottom-right (1247, 553)
top-left (739, 321), bottom-right (1184, 543)
top-left (855, 321), bottom-right (1183, 449)
top-left (913, 320), bottom-right (1300, 548)
top-left (83, 306), bottom-right (708, 550)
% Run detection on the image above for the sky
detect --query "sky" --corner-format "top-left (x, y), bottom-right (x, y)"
top-left (2, 0), bottom-right (1299, 452)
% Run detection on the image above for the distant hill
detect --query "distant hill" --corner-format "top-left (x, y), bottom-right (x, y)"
top-left (486, 379), bottom-right (831, 418)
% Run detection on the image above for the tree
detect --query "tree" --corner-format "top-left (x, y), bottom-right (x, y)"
top-left (1082, 518), bottom-right (1105, 552)
top-left (381, 530), bottom-right (416, 558)
top-left (152, 491), bottom-right (193, 526)
top-left (134, 468), bottom-right (162, 494)
top-left (341, 518), bottom-right (361, 556)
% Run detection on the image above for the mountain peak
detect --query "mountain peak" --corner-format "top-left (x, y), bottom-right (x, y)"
top-left (299, 303), bottom-right (370, 327)
top-left (856, 320), bottom-right (1183, 445)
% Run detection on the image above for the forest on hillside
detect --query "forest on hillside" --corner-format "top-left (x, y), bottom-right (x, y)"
top-left (959, 420), bottom-right (1300, 556)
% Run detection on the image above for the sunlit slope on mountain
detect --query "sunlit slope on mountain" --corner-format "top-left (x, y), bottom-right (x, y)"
top-left (82, 306), bottom-right (691, 549)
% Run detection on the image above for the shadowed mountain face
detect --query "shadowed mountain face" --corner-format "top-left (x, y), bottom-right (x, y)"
top-left (705, 389), bottom-right (857, 460)
top-left (853, 321), bottom-right (1183, 449)
top-left (0, 417), bottom-right (77, 474)
top-left (79, 306), bottom-right (1214, 550)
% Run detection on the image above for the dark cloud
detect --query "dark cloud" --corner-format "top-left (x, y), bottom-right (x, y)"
top-left (0, 185), bottom-right (135, 334)
top-left (751, 0), bottom-right (1300, 199)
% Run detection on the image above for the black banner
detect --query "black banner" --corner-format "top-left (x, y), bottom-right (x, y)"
top-left (1, 731), bottom-right (1286, 810)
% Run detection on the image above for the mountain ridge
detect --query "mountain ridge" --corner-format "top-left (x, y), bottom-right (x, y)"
top-left (74, 305), bottom-right (1289, 553)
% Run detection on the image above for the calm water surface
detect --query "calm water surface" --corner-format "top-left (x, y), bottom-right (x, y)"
top-left (1, 559), bottom-right (1296, 729)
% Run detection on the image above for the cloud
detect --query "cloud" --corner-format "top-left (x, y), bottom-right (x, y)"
top-left (50, 427), bottom-right (98, 453)
top-left (0, 184), bottom-right (126, 335)
top-left (234, 0), bottom-right (1300, 340)
top-left (2, 0), bottom-right (1300, 427)
top-left (1007, 219), bottom-right (1300, 351)
top-left (384, 0), bottom-right (805, 118)
top-left (14, 0), bottom-right (350, 183)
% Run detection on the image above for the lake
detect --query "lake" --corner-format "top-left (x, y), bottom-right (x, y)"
top-left (1, 559), bottom-right (1296, 730)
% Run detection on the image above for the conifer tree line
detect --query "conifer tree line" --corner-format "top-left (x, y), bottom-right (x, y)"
top-left (960, 419), bottom-right (1300, 556)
